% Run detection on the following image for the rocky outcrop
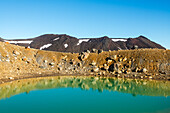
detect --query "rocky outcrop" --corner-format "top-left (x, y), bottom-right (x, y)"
top-left (0, 41), bottom-right (169, 82)
top-left (2, 34), bottom-right (165, 53)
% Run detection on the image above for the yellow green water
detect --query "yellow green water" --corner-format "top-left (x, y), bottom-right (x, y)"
top-left (0, 76), bottom-right (170, 113)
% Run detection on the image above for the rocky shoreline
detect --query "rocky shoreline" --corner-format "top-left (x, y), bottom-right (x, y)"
top-left (0, 42), bottom-right (169, 82)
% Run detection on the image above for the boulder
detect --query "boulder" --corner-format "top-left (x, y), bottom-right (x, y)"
top-left (142, 68), bottom-right (148, 73)
top-left (78, 52), bottom-right (89, 61)
top-left (92, 48), bottom-right (98, 53)
top-left (110, 55), bottom-right (117, 60)
top-left (98, 49), bottom-right (103, 54)
top-left (92, 67), bottom-right (99, 72)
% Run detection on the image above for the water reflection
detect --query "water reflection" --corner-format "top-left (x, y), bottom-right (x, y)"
top-left (0, 76), bottom-right (169, 100)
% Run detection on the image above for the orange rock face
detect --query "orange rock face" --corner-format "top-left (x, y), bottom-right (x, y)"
top-left (0, 41), bottom-right (169, 81)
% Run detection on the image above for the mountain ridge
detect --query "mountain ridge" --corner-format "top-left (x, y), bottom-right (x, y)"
top-left (0, 34), bottom-right (165, 53)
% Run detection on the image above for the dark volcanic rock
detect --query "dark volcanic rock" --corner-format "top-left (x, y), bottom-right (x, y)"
top-left (1, 34), bottom-right (166, 53)
top-left (126, 36), bottom-right (164, 49)
top-left (0, 37), bottom-right (4, 42)
top-left (29, 35), bottom-right (165, 52)
top-left (30, 34), bottom-right (79, 52)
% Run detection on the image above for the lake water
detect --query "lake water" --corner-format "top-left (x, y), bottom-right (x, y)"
top-left (0, 76), bottom-right (170, 113)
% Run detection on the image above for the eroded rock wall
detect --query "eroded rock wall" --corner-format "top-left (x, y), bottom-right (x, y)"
top-left (0, 42), bottom-right (169, 80)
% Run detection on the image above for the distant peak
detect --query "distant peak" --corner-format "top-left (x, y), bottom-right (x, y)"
top-left (138, 35), bottom-right (148, 39)
top-left (101, 36), bottom-right (109, 39)
top-left (38, 34), bottom-right (75, 38)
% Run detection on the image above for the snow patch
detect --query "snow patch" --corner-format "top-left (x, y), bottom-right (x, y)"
top-left (5, 40), bottom-right (33, 44)
top-left (118, 47), bottom-right (122, 50)
top-left (64, 44), bottom-right (68, 48)
top-left (40, 44), bottom-right (52, 50)
top-left (53, 37), bottom-right (59, 41)
top-left (112, 39), bottom-right (127, 42)
top-left (77, 39), bottom-right (89, 45)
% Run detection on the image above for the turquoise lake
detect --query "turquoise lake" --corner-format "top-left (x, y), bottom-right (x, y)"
top-left (0, 76), bottom-right (170, 113)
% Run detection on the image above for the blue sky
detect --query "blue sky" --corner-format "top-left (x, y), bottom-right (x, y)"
top-left (0, 0), bottom-right (170, 48)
